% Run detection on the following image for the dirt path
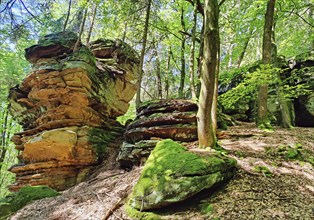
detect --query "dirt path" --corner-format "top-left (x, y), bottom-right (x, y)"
top-left (10, 124), bottom-right (314, 220)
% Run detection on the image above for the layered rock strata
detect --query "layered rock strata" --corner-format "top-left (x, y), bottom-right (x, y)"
top-left (118, 99), bottom-right (198, 167)
top-left (8, 32), bottom-right (139, 191)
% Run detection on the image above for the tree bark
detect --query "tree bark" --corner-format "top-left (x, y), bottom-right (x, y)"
top-left (257, 0), bottom-right (276, 128)
top-left (122, 21), bottom-right (128, 42)
top-left (309, 2), bottom-right (314, 50)
top-left (196, 22), bottom-right (204, 97)
top-left (153, 40), bottom-right (162, 99)
top-left (73, 0), bottom-right (89, 52)
top-left (86, 3), bottom-right (97, 44)
top-left (236, 26), bottom-right (255, 68)
top-left (135, 0), bottom-right (152, 109)
top-left (165, 48), bottom-right (171, 99)
top-left (189, 0), bottom-right (197, 100)
top-left (0, 105), bottom-right (9, 168)
top-left (63, 0), bottom-right (72, 31)
top-left (179, 7), bottom-right (186, 98)
top-left (197, 0), bottom-right (219, 148)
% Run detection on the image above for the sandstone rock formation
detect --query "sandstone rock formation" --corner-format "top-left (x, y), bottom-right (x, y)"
top-left (128, 139), bottom-right (236, 210)
top-left (118, 99), bottom-right (198, 167)
top-left (219, 51), bottom-right (314, 126)
top-left (8, 32), bottom-right (140, 191)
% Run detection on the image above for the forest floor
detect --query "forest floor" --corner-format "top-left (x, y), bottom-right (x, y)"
top-left (9, 123), bottom-right (314, 220)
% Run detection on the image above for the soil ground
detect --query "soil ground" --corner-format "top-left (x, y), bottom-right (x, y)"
top-left (9, 123), bottom-right (314, 220)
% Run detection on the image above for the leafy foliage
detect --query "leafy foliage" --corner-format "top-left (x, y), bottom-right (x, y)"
top-left (219, 65), bottom-right (279, 110)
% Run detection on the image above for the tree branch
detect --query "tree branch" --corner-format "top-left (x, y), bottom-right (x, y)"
top-left (18, 0), bottom-right (43, 24)
top-left (185, 0), bottom-right (204, 16)
top-left (0, 0), bottom-right (16, 13)
top-left (179, 30), bottom-right (201, 43)
top-left (280, 9), bottom-right (314, 28)
top-left (219, 0), bottom-right (227, 7)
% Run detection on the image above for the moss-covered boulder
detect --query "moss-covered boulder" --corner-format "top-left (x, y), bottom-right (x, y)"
top-left (128, 139), bottom-right (236, 210)
top-left (0, 185), bottom-right (59, 219)
top-left (25, 31), bottom-right (78, 63)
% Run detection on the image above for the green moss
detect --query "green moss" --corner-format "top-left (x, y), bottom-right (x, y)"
top-left (88, 127), bottom-right (120, 162)
top-left (199, 202), bottom-right (214, 216)
top-left (125, 204), bottom-right (162, 220)
top-left (38, 31), bottom-right (78, 47)
top-left (67, 46), bottom-right (96, 66)
top-left (129, 139), bottom-right (236, 210)
top-left (0, 185), bottom-right (59, 219)
top-left (254, 165), bottom-right (272, 177)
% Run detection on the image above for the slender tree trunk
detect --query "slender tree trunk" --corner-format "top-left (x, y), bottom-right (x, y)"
top-left (179, 7), bottom-right (186, 98)
top-left (226, 43), bottom-right (235, 70)
top-left (135, 0), bottom-right (152, 109)
top-left (272, 19), bottom-right (293, 128)
top-left (309, 2), bottom-right (314, 50)
top-left (0, 106), bottom-right (9, 167)
top-left (165, 48), bottom-right (171, 99)
top-left (237, 27), bottom-right (254, 68)
top-left (86, 3), bottom-right (97, 44)
top-left (257, 0), bottom-right (276, 128)
top-left (189, 0), bottom-right (197, 100)
top-left (197, 0), bottom-right (219, 148)
top-left (196, 23), bottom-right (204, 97)
top-left (122, 21), bottom-right (128, 42)
top-left (73, 1), bottom-right (89, 52)
top-left (63, 0), bottom-right (72, 31)
top-left (153, 41), bottom-right (162, 99)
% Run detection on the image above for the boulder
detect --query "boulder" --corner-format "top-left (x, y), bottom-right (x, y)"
top-left (117, 140), bottom-right (160, 167)
top-left (128, 139), bottom-right (236, 210)
top-left (25, 31), bottom-right (78, 63)
top-left (89, 39), bottom-right (140, 117)
top-left (118, 100), bottom-right (198, 167)
top-left (118, 99), bottom-right (235, 167)
top-left (8, 32), bottom-right (139, 191)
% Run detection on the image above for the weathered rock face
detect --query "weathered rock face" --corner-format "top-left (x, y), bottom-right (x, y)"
top-left (128, 139), bottom-right (236, 210)
top-left (219, 51), bottom-right (314, 127)
top-left (8, 32), bottom-right (139, 191)
top-left (118, 99), bottom-right (198, 167)
top-left (118, 99), bottom-right (236, 167)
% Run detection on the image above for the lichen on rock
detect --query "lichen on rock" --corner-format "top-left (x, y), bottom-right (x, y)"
top-left (128, 139), bottom-right (236, 211)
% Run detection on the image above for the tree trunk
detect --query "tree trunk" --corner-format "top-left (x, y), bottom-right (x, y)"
top-left (0, 106), bottom-right (9, 168)
top-left (189, 0), bottom-right (197, 100)
top-left (165, 48), bottom-right (171, 99)
top-left (196, 23), bottom-right (204, 97)
top-left (237, 27), bottom-right (254, 68)
top-left (197, 0), bottom-right (219, 148)
top-left (153, 40), bottom-right (162, 99)
top-left (226, 43), bottom-right (235, 70)
top-left (63, 0), bottom-right (72, 31)
top-left (73, 1), bottom-right (89, 52)
top-left (257, 0), bottom-right (276, 128)
top-left (272, 17), bottom-right (292, 128)
top-left (309, 2), bottom-right (314, 50)
top-left (86, 3), bottom-right (97, 44)
top-left (135, 0), bottom-right (152, 109)
top-left (179, 7), bottom-right (186, 98)
top-left (122, 21), bottom-right (128, 42)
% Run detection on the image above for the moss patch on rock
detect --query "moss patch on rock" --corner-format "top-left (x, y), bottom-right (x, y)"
top-left (124, 204), bottom-right (162, 220)
top-left (0, 185), bottom-right (60, 219)
top-left (128, 139), bottom-right (236, 211)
